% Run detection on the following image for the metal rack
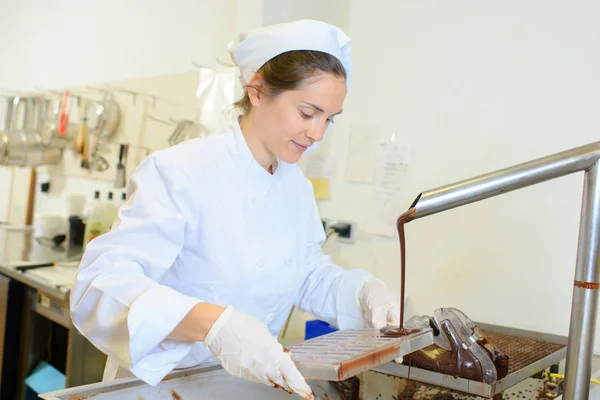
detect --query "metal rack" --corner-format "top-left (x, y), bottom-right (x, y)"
top-left (373, 323), bottom-right (567, 398)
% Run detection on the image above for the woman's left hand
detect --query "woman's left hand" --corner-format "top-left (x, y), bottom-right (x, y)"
top-left (359, 278), bottom-right (404, 364)
top-left (358, 278), bottom-right (401, 330)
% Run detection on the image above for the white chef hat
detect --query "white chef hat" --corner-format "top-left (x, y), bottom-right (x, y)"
top-left (228, 19), bottom-right (352, 86)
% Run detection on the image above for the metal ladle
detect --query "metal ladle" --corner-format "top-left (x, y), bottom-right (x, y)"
top-left (86, 95), bottom-right (120, 171)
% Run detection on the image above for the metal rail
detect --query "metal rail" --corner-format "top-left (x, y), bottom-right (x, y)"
top-left (404, 141), bottom-right (600, 399)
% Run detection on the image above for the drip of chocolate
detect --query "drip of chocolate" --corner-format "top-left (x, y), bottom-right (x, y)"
top-left (380, 205), bottom-right (510, 382)
top-left (382, 208), bottom-right (416, 337)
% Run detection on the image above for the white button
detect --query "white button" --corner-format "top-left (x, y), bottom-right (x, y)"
top-left (256, 258), bottom-right (265, 267)
top-left (249, 196), bottom-right (256, 206)
top-left (285, 257), bottom-right (293, 266)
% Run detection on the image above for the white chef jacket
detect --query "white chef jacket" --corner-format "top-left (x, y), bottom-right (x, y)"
top-left (70, 119), bottom-right (373, 386)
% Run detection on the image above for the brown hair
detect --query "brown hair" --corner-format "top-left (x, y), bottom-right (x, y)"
top-left (234, 50), bottom-right (347, 114)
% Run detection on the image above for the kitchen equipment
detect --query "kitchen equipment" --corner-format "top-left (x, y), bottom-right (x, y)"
top-left (75, 99), bottom-right (88, 156)
top-left (86, 95), bottom-right (120, 139)
top-left (47, 93), bottom-right (78, 146)
top-left (40, 365), bottom-right (300, 400)
top-left (87, 135), bottom-right (109, 171)
top-left (34, 215), bottom-right (68, 239)
top-left (0, 97), bottom-right (63, 166)
top-left (38, 98), bottom-right (56, 144)
top-left (374, 323), bottom-right (567, 398)
top-left (15, 260), bottom-right (61, 272)
top-left (168, 119), bottom-right (205, 146)
top-left (68, 216), bottom-right (85, 247)
top-left (400, 308), bottom-right (509, 384)
top-left (57, 90), bottom-right (69, 137)
top-left (0, 133), bottom-right (63, 166)
top-left (395, 141), bottom-right (600, 400)
top-left (114, 143), bottom-right (128, 188)
top-left (0, 96), bottom-right (13, 132)
top-left (85, 96), bottom-right (120, 171)
top-left (287, 327), bottom-right (433, 381)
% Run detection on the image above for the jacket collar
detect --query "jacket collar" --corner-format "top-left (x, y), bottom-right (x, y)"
top-left (230, 118), bottom-right (279, 197)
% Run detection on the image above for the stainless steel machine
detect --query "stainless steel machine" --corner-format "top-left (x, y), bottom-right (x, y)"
top-left (392, 140), bottom-right (600, 399)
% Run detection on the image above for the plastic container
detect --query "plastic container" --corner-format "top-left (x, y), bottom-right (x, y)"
top-left (305, 320), bottom-right (338, 340)
top-left (83, 191), bottom-right (104, 247)
top-left (103, 192), bottom-right (118, 231)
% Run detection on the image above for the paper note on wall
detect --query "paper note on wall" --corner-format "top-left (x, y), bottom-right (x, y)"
top-left (309, 178), bottom-right (330, 199)
top-left (306, 155), bottom-right (336, 200)
top-left (366, 141), bottom-right (409, 237)
top-left (345, 125), bottom-right (378, 183)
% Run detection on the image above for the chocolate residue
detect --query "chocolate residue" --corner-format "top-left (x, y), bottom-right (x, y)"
top-left (397, 208), bottom-right (416, 330)
top-left (68, 393), bottom-right (102, 400)
top-left (170, 389), bottom-right (182, 400)
top-left (338, 339), bottom-right (405, 380)
top-left (430, 394), bottom-right (458, 400)
top-left (332, 376), bottom-right (360, 400)
top-left (380, 326), bottom-right (420, 336)
top-left (401, 321), bottom-right (486, 382)
top-left (394, 380), bottom-right (418, 400)
top-left (574, 280), bottom-right (600, 290)
top-left (268, 379), bottom-right (293, 395)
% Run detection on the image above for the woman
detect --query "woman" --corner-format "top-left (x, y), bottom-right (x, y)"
top-left (70, 20), bottom-right (400, 399)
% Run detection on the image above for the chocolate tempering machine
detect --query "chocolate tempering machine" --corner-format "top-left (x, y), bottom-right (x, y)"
top-left (41, 141), bottom-right (599, 399)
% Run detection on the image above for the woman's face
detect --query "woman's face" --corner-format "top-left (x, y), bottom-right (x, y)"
top-left (249, 73), bottom-right (347, 165)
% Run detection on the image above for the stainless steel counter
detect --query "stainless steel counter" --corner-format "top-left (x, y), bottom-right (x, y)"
top-left (0, 227), bottom-right (106, 399)
top-left (0, 227), bottom-right (82, 300)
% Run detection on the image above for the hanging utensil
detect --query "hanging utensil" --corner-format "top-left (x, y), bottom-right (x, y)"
top-left (168, 119), bottom-right (205, 146)
top-left (38, 97), bottom-right (55, 144)
top-left (75, 99), bottom-right (88, 155)
top-left (0, 96), bottom-right (63, 166)
top-left (114, 143), bottom-right (128, 188)
top-left (2, 96), bottom-right (14, 132)
top-left (86, 95), bottom-right (120, 139)
top-left (89, 140), bottom-right (109, 171)
top-left (57, 89), bottom-right (70, 137)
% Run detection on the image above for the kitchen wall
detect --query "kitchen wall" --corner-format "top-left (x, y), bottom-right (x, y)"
top-left (1, 0), bottom-right (599, 352)
top-left (283, 0), bottom-right (600, 351)
top-left (0, 0), bottom-right (255, 224)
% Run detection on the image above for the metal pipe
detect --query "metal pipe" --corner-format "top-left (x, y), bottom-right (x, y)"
top-left (563, 161), bottom-right (600, 399)
top-left (406, 141), bottom-right (600, 400)
top-left (410, 142), bottom-right (600, 219)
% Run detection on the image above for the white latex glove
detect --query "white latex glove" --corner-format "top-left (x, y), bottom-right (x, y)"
top-left (204, 306), bottom-right (314, 399)
top-left (358, 279), bottom-right (403, 363)
top-left (359, 278), bottom-right (401, 330)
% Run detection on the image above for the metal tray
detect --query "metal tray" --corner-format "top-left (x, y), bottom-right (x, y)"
top-left (289, 327), bottom-right (434, 381)
top-left (39, 365), bottom-right (299, 400)
top-left (39, 328), bottom-right (434, 399)
top-left (372, 323), bottom-right (568, 398)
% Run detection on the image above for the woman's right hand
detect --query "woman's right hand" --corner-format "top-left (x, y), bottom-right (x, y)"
top-left (204, 306), bottom-right (314, 399)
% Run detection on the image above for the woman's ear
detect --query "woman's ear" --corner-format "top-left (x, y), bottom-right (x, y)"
top-left (247, 73), bottom-right (265, 107)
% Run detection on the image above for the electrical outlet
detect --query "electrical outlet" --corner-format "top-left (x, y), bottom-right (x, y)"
top-left (337, 221), bottom-right (357, 244)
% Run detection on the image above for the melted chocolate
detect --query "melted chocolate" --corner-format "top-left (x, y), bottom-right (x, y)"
top-left (384, 205), bottom-right (509, 383)
top-left (406, 321), bottom-right (486, 381)
top-left (380, 326), bottom-right (420, 336)
top-left (382, 208), bottom-right (416, 337)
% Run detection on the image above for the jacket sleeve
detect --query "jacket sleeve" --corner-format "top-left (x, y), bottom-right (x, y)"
top-left (70, 154), bottom-right (202, 386)
top-left (294, 182), bottom-right (373, 329)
